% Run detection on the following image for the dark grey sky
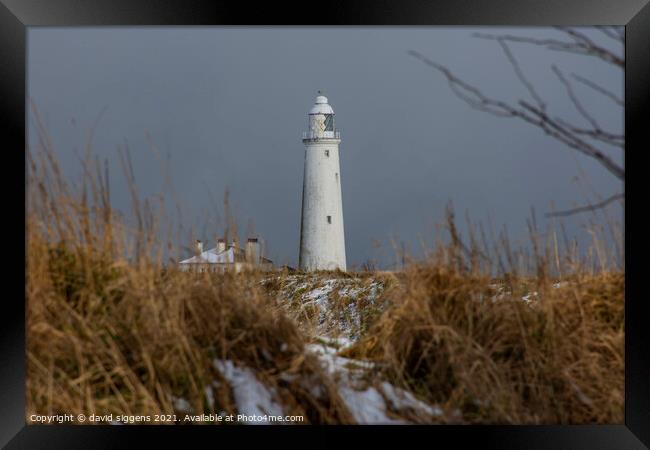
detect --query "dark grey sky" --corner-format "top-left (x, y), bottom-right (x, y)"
top-left (28, 27), bottom-right (623, 268)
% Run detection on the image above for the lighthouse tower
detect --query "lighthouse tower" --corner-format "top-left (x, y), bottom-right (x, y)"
top-left (299, 93), bottom-right (347, 271)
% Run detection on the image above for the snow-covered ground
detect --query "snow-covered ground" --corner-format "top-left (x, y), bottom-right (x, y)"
top-left (165, 273), bottom-right (442, 426)
top-left (159, 275), bottom-right (596, 425)
top-left (169, 337), bottom-right (443, 425)
top-left (213, 359), bottom-right (285, 423)
top-left (307, 337), bottom-right (443, 424)
top-left (166, 274), bottom-right (439, 424)
top-left (266, 274), bottom-right (388, 342)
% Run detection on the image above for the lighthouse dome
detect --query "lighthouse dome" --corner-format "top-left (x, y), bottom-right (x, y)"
top-left (309, 94), bottom-right (334, 115)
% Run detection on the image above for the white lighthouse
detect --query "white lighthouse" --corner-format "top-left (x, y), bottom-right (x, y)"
top-left (299, 93), bottom-right (347, 271)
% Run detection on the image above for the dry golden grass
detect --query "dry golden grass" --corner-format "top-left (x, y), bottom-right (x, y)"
top-left (27, 227), bottom-right (359, 423)
top-left (25, 119), bottom-right (357, 424)
top-left (343, 265), bottom-right (624, 423)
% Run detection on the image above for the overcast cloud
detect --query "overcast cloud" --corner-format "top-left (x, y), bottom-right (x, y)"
top-left (28, 27), bottom-right (624, 268)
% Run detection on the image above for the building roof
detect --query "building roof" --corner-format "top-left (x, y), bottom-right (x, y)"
top-left (178, 245), bottom-right (272, 265)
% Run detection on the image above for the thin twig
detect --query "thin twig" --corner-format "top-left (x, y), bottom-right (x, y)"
top-left (596, 26), bottom-right (624, 43)
top-left (572, 73), bottom-right (624, 106)
top-left (408, 28), bottom-right (624, 182)
top-left (552, 65), bottom-right (600, 130)
top-left (497, 38), bottom-right (546, 110)
top-left (474, 31), bottom-right (623, 67)
top-left (545, 193), bottom-right (623, 217)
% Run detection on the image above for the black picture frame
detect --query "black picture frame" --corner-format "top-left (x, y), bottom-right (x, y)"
top-left (2, 1), bottom-right (648, 448)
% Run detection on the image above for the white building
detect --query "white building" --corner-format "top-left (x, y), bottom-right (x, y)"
top-left (298, 93), bottom-right (347, 271)
top-left (179, 238), bottom-right (273, 273)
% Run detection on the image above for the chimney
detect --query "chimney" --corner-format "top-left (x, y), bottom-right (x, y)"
top-left (246, 238), bottom-right (260, 265)
top-left (217, 238), bottom-right (226, 253)
top-left (195, 239), bottom-right (203, 255)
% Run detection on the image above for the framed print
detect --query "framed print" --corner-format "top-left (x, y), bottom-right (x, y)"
top-left (1, 0), bottom-right (648, 448)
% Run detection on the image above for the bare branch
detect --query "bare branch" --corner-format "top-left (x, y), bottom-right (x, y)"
top-left (518, 101), bottom-right (624, 179)
top-left (596, 26), bottom-right (624, 43)
top-left (474, 32), bottom-right (582, 50)
top-left (572, 73), bottom-right (624, 106)
top-left (408, 50), bottom-right (517, 117)
top-left (552, 65), bottom-right (600, 130)
top-left (556, 27), bottom-right (624, 67)
top-left (408, 38), bottom-right (625, 181)
top-left (474, 30), bottom-right (624, 67)
top-left (555, 118), bottom-right (624, 149)
top-left (545, 193), bottom-right (623, 217)
top-left (497, 38), bottom-right (546, 110)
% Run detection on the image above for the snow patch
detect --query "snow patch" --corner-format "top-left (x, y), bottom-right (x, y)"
top-left (307, 342), bottom-right (375, 376)
top-left (339, 385), bottom-right (405, 424)
top-left (315, 335), bottom-right (354, 350)
top-left (307, 339), bottom-right (442, 424)
top-left (379, 382), bottom-right (443, 417)
top-left (521, 291), bottom-right (538, 305)
top-left (172, 396), bottom-right (192, 413)
top-left (204, 385), bottom-right (215, 410)
top-left (304, 280), bottom-right (338, 306)
top-left (213, 359), bottom-right (284, 423)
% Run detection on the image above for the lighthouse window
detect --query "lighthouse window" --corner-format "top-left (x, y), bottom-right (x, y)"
top-left (327, 215), bottom-right (332, 224)
top-left (324, 114), bottom-right (334, 131)
top-left (325, 150), bottom-right (329, 157)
